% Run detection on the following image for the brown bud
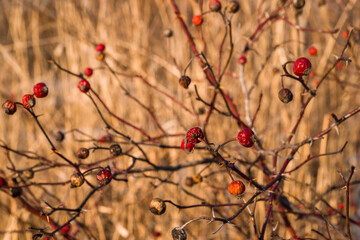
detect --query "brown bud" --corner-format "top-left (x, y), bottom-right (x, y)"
top-left (70, 172), bottom-right (85, 188)
top-left (149, 198), bottom-right (166, 215)
top-left (2, 100), bottom-right (17, 115)
top-left (77, 147), bottom-right (89, 159)
top-left (171, 227), bottom-right (187, 240)
top-left (278, 88), bottom-right (293, 103)
top-left (178, 76), bottom-right (191, 89)
top-left (109, 144), bottom-right (122, 157)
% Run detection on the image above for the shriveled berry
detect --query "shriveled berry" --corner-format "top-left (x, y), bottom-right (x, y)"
top-left (185, 177), bottom-right (194, 187)
top-left (22, 169), bottom-right (34, 179)
top-left (237, 55), bottom-right (247, 65)
top-left (0, 177), bottom-right (7, 186)
top-left (237, 128), bottom-right (255, 147)
top-left (192, 174), bottom-right (203, 183)
top-left (308, 46), bottom-right (317, 56)
top-left (97, 168), bottom-right (112, 186)
top-left (171, 227), bottom-right (187, 240)
top-left (209, 0), bottom-right (221, 12)
top-left (293, 57), bottom-right (311, 77)
top-left (70, 172), bottom-right (85, 188)
top-left (179, 75), bottom-right (191, 89)
top-left (181, 139), bottom-right (195, 152)
top-left (33, 82), bottom-right (48, 98)
top-left (149, 198), bottom-right (166, 215)
top-left (278, 88), bottom-right (293, 103)
top-left (96, 52), bottom-right (105, 61)
top-left (2, 100), bottom-right (17, 115)
top-left (11, 187), bottom-right (22, 198)
top-left (77, 147), bottom-right (89, 159)
top-left (55, 131), bottom-right (65, 142)
top-left (228, 0), bottom-right (240, 13)
top-left (109, 144), bottom-right (122, 156)
top-left (192, 15), bottom-right (203, 26)
top-left (293, 0), bottom-right (305, 9)
top-left (228, 180), bottom-right (245, 196)
top-left (95, 43), bottom-right (105, 52)
top-left (22, 94), bottom-right (36, 108)
top-left (78, 79), bottom-right (91, 93)
top-left (84, 68), bottom-right (93, 77)
top-left (163, 29), bottom-right (173, 38)
top-left (186, 127), bottom-right (204, 144)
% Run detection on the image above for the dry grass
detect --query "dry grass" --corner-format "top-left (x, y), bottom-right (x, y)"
top-left (0, 0), bottom-right (360, 239)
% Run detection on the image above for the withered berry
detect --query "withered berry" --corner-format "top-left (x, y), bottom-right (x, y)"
top-left (278, 88), bottom-right (293, 103)
top-left (228, 0), bottom-right (240, 13)
top-left (55, 131), bottom-right (65, 142)
top-left (97, 168), bottom-right (112, 186)
top-left (77, 148), bottom-right (89, 159)
top-left (70, 172), bottom-right (85, 188)
top-left (237, 128), bottom-right (255, 148)
top-left (192, 174), bottom-right (203, 184)
top-left (185, 177), bottom-right (194, 187)
top-left (293, 0), bottom-right (305, 9)
top-left (171, 227), bottom-right (187, 240)
top-left (163, 29), bottom-right (173, 38)
top-left (2, 100), bottom-right (17, 115)
top-left (109, 144), bottom-right (122, 156)
top-left (186, 127), bottom-right (204, 144)
top-left (149, 198), bottom-right (166, 215)
top-left (179, 76), bottom-right (191, 89)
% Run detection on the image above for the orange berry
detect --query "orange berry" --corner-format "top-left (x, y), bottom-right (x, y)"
top-left (228, 180), bottom-right (245, 196)
top-left (192, 15), bottom-right (203, 26)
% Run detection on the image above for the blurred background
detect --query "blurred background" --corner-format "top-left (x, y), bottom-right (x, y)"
top-left (0, 0), bottom-right (359, 239)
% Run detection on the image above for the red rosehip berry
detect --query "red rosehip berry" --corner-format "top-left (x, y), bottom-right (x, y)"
top-left (342, 31), bottom-right (348, 38)
top-left (0, 177), bottom-right (7, 186)
top-left (181, 139), bottom-right (195, 152)
top-left (99, 134), bottom-right (113, 143)
top-left (228, 180), bottom-right (245, 196)
top-left (78, 79), bottom-right (91, 93)
top-left (209, 0), bottom-right (222, 12)
top-left (22, 94), bottom-right (36, 108)
top-left (237, 55), bottom-right (247, 65)
top-left (237, 128), bottom-right (255, 147)
top-left (95, 43), bottom-right (105, 52)
top-left (338, 203), bottom-right (344, 210)
top-left (153, 231), bottom-right (161, 237)
top-left (2, 100), bottom-right (17, 115)
top-left (97, 168), bottom-right (112, 186)
top-left (84, 67), bottom-right (93, 77)
top-left (33, 82), bottom-right (48, 98)
top-left (192, 15), bottom-right (203, 26)
top-left (308, 46), bottom-right (317, 56)
top-left (293, 57), bottom-right (311, 77)
top-left (186, 127), bottom-right (204, 144)
top-left (336, 62), bottom-right (343, 69)
top-left (60, 224), bottom-right (70, 235)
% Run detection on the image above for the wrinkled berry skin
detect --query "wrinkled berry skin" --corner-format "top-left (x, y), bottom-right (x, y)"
top-left (186, 127), bottom-right (204, 143)
top-left (181, 139), bottom-right (195, 152)
top-left (33, 82), bottom-right (48, 98)
top-left (209, 0), bottom-right (221, 12)
top-left (97, 168), bottom-right (112, 186)
top-left (293, 57), bottom-right (311, 77)
top-left (77, 147), bottom-right (89, 159)
top-left (78, 79), bottom-right (91, 93)
top-left (192, 15), bottom-right (203, 26)
top-left (109, 144), bottom-right (122, 156)
top-left (149, 198), bottom-right (166, 215)
top-left (278, 88), bottom-right (293, 103)
top-left (70, 172), bottom-right (85, 188)
top-left (179, 76), bottom-right (191, 89)
top-left (22, 94), bottom-right (36, 108)
top-left (237, 128), bottom-right (255, 147)
top-left (2, 100), bottom-right (17, 115)
top-left (171, 227), bottom-right (187, 240)
top-left (96, 43), bottom-right (105, 52)
top-left (84, 68), bottom-right (93, 77)
top-left (228, 180), bottom-right (246, 196)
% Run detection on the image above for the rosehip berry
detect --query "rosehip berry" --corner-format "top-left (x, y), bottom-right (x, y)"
top-left (78, 79), bottom-right (91, 93)
top-left (70, 172), bottom-right (85, 188)
top-left (192, 15), bottom-right (203, 26)
top-left (171, 227), bottom-right (187, 240)
top-left (2, 100), bottom-right (17, 115)
top-left (163, 29), bottom-right (173, 38)
top-left (293, 57), bottom-right (311, 77)
top-left (293, 0), bottom-right (305, 9)
top-left (178, 75), bottom-right (191, 89)
top-left (55, 131), bottom-right (65, 142)
top-left (97, 168), bottom-right (112, 186)
top-left (11, 187), bottom-right (22, 198)
top-left (186, 127), bottom-right (204, 144)
top-left (84, 67), bottom-right (93, 77)
top-left (228, 0), bottom-right (240, 13)
top-left (336, 62), bottom-right (343, 69)
top-left (338, 203), bottom-right (344, 210)
top-left (22, 94), bottom-right (36, 108)
top-left (278, 88), bottom-right (293, 103)
top-left (99, 134), bottom-right (113, 143)
top-left (60, 224), bottom-right (70, 235)
top-left (192, 174), bottom-right (203, 183)
top-left (109, 144), bottom-right (122, 156)
top-left (209, 0), bottom-right (221, 12)
top-left (95, 43), bottom-right (105, 52)
top-left (237, 55), bottom-right (247, 65)
top-left (33, 82), bottom-right (48, 98)
top-left (153, 231), bottom-right (161, 237)
top-left (237, 128), bottom-right (255, 147)
top-left (228, 180), bottom-right (245, 196)
top-left (77, 147), bottom-right (89, 159)
top-left (342, 31), bottom-right (348, 38)
top-left (0, 177), bottom-right (7, 186)
top-left (96, 52), bottom-right (105, 61)
top-left (181, 139), bottom-right (195, 152)
top-left (149, 198), bottom-right (166, 215)
top-left (185, 177), bottom-right (194, 187)
top-left (308, 46), bottom-right (317, 56)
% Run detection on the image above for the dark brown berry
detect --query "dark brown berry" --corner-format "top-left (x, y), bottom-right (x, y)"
top-left (163, 29), bottom-right (173, 38)
top-left (293, 0), bottom-right (305, 9)
top-left (278, 88), bottom-right (293, 103)
top-left (70, 172), bottom-right (85, 188)
top-left (2, 100), bottom-right (17, 115)
top-left (179, 76), bottom-right (191, 89)
top-left (185, 177), bottom-right (194, 187)
top-left (55, 131), bottom-right (65, 142)
top-left (77, 148), bottom-right (89, 159)
top-left (149, 198), bottom-right (166, 215)
top-left (109, 144), bottom-right (122, 156)
top-left (11, 187), bottom-right (22, 198)
top-left (228, 0), bottom-right (240, 13)
top-left (171, 227), bottom-right (187, 240)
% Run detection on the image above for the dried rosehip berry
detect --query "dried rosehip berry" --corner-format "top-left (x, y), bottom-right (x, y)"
top-left (179, 75), bottom-right (191, 89)
top-left (96, 52), bottom-right (105, 61)
top-left (22, 94), bottom-right (36, 108)
top-left (278, 88), bottom-right (293, 103)
top-left (209, 0), bottom-right (221, 12)
top-left (11, 187), bottom-right (22, 198)
top-left (186, 127), bottom-right (204, 144)
top-left (192, 174), bottom-right (203, 183)
top-left (308, 46), bottom-right (317, 56)
top-left (237, 55), bottom-right (247, 65)
top-left (228, 0), bottom-right (240, 13)
top-left (33, 82), bottom-right (48, 98)
top-left (97, 168), bottom-right (112, 186)
top-left (70, 172), bottom-right (85, 188)
top-left (192, 15), bottom-right (203, 26)
top-left (2, 100), bottom-right (17, 115)
top-left (78, 79), bottom-right (91, 93)
top-left (293, 57), bottom-right (311, 77)
top-left (0, 177), bottom-right (7, 186)
top-left (109, 144), bottom-right (122, 156)
top-left (55, 131), bottom-right (65, 142)
top-left (293, 0), bottom-right (305, 9)
top-left (237, 128), bottom-right (255, 147)
top-left (84, 67), bottom-right (93, 77)
top-left (181, 139), bottom-right (195, 152)
top-left (185, 177), bottom-right (194, 187)
top-left (163, 29), bottom-right (173, 38)
top-left (95, 43), bottom-right (105, 52)
top-left (171, 227), bottom-right (187, 240)
top-left (77, 147), bottom-right (89, 159)
top-left (149, 198), bottom-right (166, 215)
top-left (228, 180), bottom-right (245, 196)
